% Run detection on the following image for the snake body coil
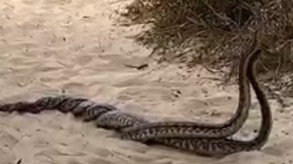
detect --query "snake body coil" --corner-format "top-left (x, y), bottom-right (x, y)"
top-left (0, 32), bottom-right (272, 157)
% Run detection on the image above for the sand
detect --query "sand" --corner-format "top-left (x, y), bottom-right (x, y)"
top-left (0, 0), bottom-right (292, 164)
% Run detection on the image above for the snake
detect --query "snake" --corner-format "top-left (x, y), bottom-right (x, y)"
top-left (0, 44), bottom-right (271, 157)
top-left (118, 32), bottom-right (259, 141)
top-left (0, 32), bottom-right (272, 157)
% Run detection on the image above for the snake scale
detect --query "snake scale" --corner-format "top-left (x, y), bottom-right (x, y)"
top-left (0, 32), bottom-right (272, 157)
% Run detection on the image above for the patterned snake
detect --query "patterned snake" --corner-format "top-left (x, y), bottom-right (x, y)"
top-left (0, 32), bottom-right (272, 157)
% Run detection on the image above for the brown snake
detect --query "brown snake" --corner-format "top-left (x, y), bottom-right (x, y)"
top-left (0, 32), bottom-right (272, 157)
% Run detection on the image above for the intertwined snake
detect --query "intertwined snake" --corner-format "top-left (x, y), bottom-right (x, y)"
top-left (0, 32), bottom-right (272, 157)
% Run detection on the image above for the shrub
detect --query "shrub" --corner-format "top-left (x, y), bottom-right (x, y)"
top-left (119, 0), bottom-right (293, 100)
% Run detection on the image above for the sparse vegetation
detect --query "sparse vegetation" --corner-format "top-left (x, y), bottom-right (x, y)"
top-left (118, 0), bottom-right (293, 101)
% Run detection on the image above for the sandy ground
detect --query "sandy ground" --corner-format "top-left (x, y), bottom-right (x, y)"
top-left (0, 0), bottom-right (293, 164)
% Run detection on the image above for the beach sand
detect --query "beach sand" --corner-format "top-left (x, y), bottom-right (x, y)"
top-left (0, 0), bottom-right (292, 163)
